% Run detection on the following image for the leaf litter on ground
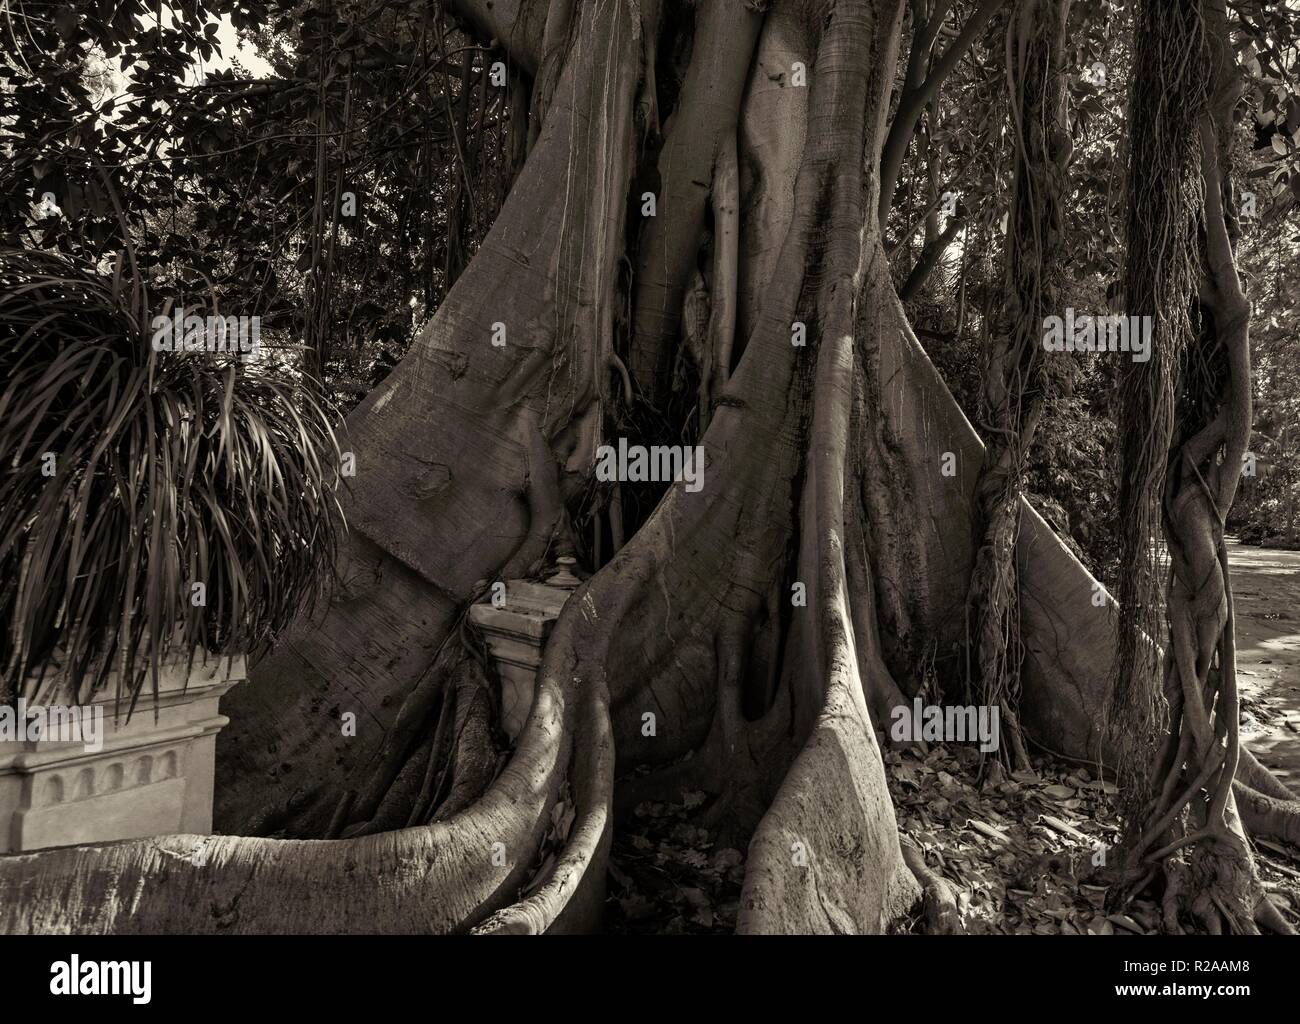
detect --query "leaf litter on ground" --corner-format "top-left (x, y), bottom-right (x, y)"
top-left (602, 745), bottom-right (1300, 933)
top-left (886, 743), bottom-right (1300, 934)
top-left (605, 790), bottom-right (745, 934)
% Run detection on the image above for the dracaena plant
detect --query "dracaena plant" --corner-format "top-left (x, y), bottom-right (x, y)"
top-left (0, 246), bottom-right (345, 715)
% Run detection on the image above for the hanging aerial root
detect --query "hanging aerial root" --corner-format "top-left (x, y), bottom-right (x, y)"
top-left (1105, 0), bottom-right (1207, 834)
top-left (627, 0), bottom-right (763, 402)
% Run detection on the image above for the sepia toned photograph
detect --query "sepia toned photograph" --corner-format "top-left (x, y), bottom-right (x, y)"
top-left (1, 0), bottom-right (1298, 1003)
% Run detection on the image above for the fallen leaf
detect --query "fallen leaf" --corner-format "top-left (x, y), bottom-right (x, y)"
top-left (1107, 913), bottom-right (1144, 934)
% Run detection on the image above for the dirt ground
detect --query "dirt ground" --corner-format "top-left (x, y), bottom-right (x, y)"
top-left (1230, 539), bottom-right (1300, 790)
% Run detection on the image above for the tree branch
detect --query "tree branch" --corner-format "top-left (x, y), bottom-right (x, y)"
top-left (878, 0), bottom-right (1005, 229)
top-left (445, 0), bottom-right (549, 75)
top-left (899, 212), bottom-right (963, 300)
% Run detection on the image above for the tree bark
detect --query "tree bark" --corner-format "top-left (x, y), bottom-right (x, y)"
top-left (965, 0), bottom-right (1071, 772)
top-left (4, 0), bottom-right (1294, 938)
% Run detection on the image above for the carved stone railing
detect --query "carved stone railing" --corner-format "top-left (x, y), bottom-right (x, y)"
top-left (468, 560), bottom-right (580, 742)
top-left (0, 655), bottom-right (244, 852)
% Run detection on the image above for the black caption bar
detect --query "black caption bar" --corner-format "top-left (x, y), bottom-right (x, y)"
top-left (0, 934), bottom-right (1288, 1012)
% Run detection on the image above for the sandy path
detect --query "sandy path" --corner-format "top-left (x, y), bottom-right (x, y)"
top-left (1229, 539), bottom-right (1300, 791)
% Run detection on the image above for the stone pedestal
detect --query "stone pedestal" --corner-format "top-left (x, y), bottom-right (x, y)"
top-left (468, 578), bottom-right (575, 742)
top-left (0, 654), bottom-right (244, 853)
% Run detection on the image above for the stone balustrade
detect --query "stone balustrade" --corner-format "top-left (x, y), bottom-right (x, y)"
top-left (0, 654), bottom-right (244, 853)
top-left (468, 562), bottom-right (580, 742)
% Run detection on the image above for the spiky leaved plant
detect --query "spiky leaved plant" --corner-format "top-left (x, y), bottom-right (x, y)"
top-left (0, 247), bottom-right (345, 717)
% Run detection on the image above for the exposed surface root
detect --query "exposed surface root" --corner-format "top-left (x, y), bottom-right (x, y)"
top-left (900, 835), bottom-right (964, 934)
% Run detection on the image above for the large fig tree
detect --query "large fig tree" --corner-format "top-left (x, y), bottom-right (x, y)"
top-left (4, 0), bottom-right (1299, 935)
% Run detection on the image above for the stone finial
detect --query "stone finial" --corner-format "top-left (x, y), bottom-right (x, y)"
top-left (549, 556), bottom-right (581, 589)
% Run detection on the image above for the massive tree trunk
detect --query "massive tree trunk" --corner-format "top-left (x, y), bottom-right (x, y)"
top-left (3, 0), bottom-right (1295, 935)
top-left (4, 0), bottom-right (642, 934)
